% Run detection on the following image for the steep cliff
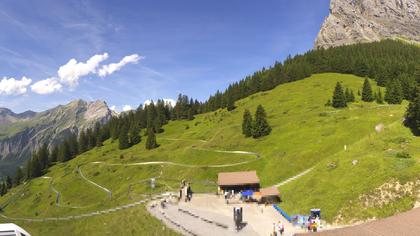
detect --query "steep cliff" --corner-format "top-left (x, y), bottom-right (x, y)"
top-left (315, 0), bottom-right (420, 48)
top-left (0, 99), bottom-right (115, 176)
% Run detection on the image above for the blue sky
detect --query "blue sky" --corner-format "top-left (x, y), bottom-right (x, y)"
top-left (0, 0), bottom-right (329, 113)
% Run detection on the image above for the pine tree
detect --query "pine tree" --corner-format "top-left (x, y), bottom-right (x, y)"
top-left (146, 128), bottom-right (158, 150)
top-left (79, 130), bottom-right (88, 153)
top-left (58, 141), bottom-right (71, 162)
top-left (0, 182), bottom-right (6, 196)
top-left (129, 125), bottom-right (141, 145)
top-left (349, 90), bottom-right (355, 102)
top-left (345, 88), bottom-right (351, 103)
top-left (332, 82), bottom-right (347, 108)
top-left (376, 89), bottom-right (384, 104)
top-left (87, 128), bottom-right (96, 150)
top-left (226, 94), bottom-right (235, 111)
top-left (30, 155), bottom-right (42, 178)
top-left (37, 144), bottom-right (49, 170)
top-left (5, 176), bottom-right (12, 189)
top-left (49, 146), bottom-right (59, 164)
top-left (153, 118), bottom-right (163, 133)
top-left (118, 124), bottom-right (130, 150)
top-left (385, 80), bottom-right (403, 104)
top-left (242, 109), bottom-right (253, 137)
top-left (405, 86), bottom-right (420, 136)
top-left (252, 105), bottom-right (272, 138)
top-left (14, 167), bottom-right (23, 186)
top-left (25, 159), bottom-right (32, 180)
top-left (361, 78), bottom-right (374, 102)
top-left (187, 108), bottom-right (194, 120)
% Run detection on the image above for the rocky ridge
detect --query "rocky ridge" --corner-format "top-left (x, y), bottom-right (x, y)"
top-left (315, 0), bottom-right (420, 48)
top-left (0, 99), bottom-right (115, 176)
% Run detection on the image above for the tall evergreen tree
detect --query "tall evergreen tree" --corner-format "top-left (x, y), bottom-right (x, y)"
top-left (332, 82), bottom-right (347, 108)
top-left (242, 109), bottom-right (253, 137)
top-left (14, 167), bottom-right (23, 186)
top-left (405, 86), bottom-right (420, 136)
top-left (5, 176), bottom-right (12, 189)
top-left (58, 141), bottom-right (71, 162)
top-left (385, 80), bottom-right (404, 104)
top-left (0, 182), bottom-right (6, 196)
top-left (37, 144), bottom-right (49, 170)
top-left (252, 105), bottom-right (272, 138)
top-left (129, 125), bottom-right (141, 145)
top-left (226, 94), bottom-right (235, 111)
top-left (349, 89), bottom-right (356, 102)
top-left (361, 78), bottom-right (374, 102)
top-left (118, 124), bottom-right (130, 150)
top-left (153, 118), bottom-right (163, 133)
top-left (376, 89), bottom-right (384, 104)
top-left (68, 134), bottom-right (79, 158)
top-left (30, 156), bottom-right (42, 178)
top-left (145, 128), bottom-right (158, 150)
top-left (79, 130), bottom-right (88, 153)
top-left (25, 159), bottom-right (32, 180)
top-left (49, 146), bottom-right (59, 164)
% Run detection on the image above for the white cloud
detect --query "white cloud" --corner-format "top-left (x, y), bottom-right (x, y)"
top-left (109, 105), bottom-right (117, 111)
top-left (144, 98), bottom-right (176, 107)
top-left (98, 54), bottom-right (142, 77)
top-left (31, 77), bottom-right (62, 94)
top-left (122, 104), bottom-right (133, 112)
top-left (57, 53), bottom-right (109, 87)
top-left (0, 76), bottom-right (32, 96)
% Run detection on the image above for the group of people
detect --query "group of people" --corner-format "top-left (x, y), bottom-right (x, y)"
top-left (179, 180), bottom-right (193, 202)
top-left (306, 216), bottom-right (320, 232)
top-left (272, 221), bottom-right (285, 236)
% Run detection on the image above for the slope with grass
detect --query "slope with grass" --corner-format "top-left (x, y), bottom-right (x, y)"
top-left (0, 73), bottom-right (418, 235)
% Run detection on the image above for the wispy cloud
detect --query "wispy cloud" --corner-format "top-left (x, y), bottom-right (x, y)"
top-left (98, 54), bottom-right (143, 77)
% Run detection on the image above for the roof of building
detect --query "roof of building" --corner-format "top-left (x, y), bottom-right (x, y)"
top-left (260, 186), bottom-right (279, 197)
top-left (217, 171), bottom-right (260, 186)
top-left (0, 223), bottom-right (31, 236)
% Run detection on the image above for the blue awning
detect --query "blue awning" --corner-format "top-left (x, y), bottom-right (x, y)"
top-left (241, 190), bottom-right (253, 197)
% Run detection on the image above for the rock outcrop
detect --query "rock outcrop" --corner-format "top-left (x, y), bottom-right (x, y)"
top-left (315, 0), bottom-right (420, 48)
top-left (0, 100), bottom-right (115, 176)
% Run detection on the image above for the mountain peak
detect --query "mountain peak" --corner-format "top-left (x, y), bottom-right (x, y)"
top-left (315, 0), bottom-right (420, 48)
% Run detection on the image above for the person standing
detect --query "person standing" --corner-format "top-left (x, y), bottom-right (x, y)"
top-left (278, 221), bottom-right (284, 235)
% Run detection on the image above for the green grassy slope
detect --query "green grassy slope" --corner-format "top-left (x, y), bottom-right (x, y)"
top-left (0, 73), bottom-right (418, 235)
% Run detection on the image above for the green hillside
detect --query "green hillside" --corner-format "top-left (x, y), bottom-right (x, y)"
top-left (1, 73), bottom-right (418, 235)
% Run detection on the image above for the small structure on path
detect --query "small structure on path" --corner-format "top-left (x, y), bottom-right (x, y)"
top-left (260, 186), bottom-right (281, 204)
top-left (217, 171), bottom-right (260, 193)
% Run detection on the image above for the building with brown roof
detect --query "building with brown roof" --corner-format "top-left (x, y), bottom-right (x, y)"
top-left (260, 186), bottom-right (281, 203)
top-left (217, 170), bottom-right (260, 192)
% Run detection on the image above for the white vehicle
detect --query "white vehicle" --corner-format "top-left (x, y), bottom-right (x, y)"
top-left (0, 224), bottom-right (31, 236)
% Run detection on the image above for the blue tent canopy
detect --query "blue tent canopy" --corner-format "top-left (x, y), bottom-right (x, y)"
top-left (241, 190), bottom-right (253, 197)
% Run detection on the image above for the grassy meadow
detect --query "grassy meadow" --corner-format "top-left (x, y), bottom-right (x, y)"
top-left (0, 73), bottom-right (418, 235)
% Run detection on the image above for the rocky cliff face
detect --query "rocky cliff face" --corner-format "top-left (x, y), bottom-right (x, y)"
top-left (315, 0), bottom-right (420, 48)
top-left (0, 99), bottom-right (115, 176)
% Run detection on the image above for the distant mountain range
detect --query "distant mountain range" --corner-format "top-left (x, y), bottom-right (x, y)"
top-left (315, 0), bottom-right (420, 48)
top-left (0, 99), bottom-right (116, 176)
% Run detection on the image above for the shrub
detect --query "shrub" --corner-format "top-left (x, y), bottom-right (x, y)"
top-left (395, 152), bottom-right (411, 159)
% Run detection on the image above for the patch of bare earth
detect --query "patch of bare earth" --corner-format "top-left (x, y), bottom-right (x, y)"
top-left (334, 179), bottom-right (420, 225)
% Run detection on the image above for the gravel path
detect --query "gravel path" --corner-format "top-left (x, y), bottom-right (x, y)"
top-left (148, 194), bottom-right (306, 236)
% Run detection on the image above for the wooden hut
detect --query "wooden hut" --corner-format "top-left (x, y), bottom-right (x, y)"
top-left (217, 171), bottom-right (260, 193)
